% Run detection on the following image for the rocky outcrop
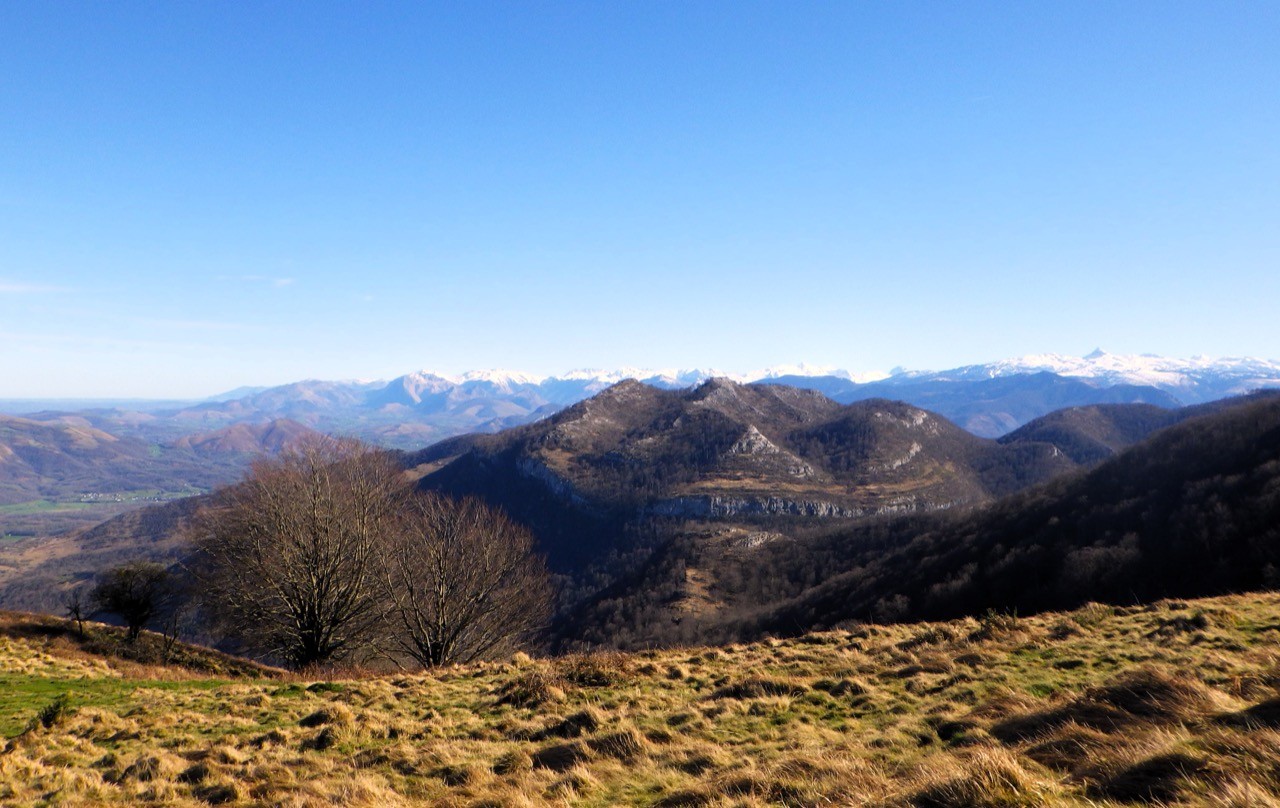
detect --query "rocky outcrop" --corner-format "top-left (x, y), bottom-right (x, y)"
top-left (649, 496), bottom-right (866, 519)
top-left (516, 457), bottom-right (590, 507)
top-left (728, 425), bottom-right (816, 478)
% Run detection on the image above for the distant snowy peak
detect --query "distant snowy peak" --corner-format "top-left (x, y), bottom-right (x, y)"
top-left (456, 369), bottom-right (546, 388)
top-left (749, 363), bottom-right (891, 384)
top-left (546, 365), bottom-right (884, 387)
top-left (404, 369), bottom-right (546, 388)
top-left (400, 371), bottom-right (455, 388)
top-left (919, 351), bottom-right (1280, 402)
top-left (558, 368), bottom-right (625, 383)
top-left (557, 368), bottom-right (717, 387)
top-left (750, 363), bottom-right (852, 381)
top-left (640, 369), bottom-right (722, 388)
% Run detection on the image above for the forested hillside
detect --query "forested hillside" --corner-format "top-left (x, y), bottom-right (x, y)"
top-left (564, 393), bottom-right (1280, 649)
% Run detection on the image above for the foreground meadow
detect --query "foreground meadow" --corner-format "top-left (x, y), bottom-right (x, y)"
top-left (3, 593), bottom-right (1280, 806)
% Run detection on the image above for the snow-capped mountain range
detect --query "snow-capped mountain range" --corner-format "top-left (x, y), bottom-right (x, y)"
top-left (5, 352), bottom-right (1279, 448)
top-left (915, 350), bottom-right (1280, 401)
top-left (401, 363), bottom-right (884, 391)
top-left (388, 350), bottom-right (1280, 404)
top-left (246, 351), bottom-right (1280, 444)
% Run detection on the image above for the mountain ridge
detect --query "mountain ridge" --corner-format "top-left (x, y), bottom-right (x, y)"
top-left (557, 390), bottom-right (1280, 649)
top-left (5, 382), bottom-right (1279, 658)
top-left (8, 349), bottom-right (1279, 415)
top-left (4, 352), bottom-right (1278, 455)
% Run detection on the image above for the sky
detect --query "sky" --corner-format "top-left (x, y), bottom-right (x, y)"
top-left (2, 2), bottom-right (1278, 398)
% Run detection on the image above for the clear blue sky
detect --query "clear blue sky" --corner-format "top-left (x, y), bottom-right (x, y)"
top-left (2, 2), bottom-right (1277, 397)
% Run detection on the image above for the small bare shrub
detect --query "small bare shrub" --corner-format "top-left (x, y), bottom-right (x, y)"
top-left (494, 670), bottom-right (566, 708)
top-left (969, 609), bottom-right (1020, 642)
top-left (559, 651), bottom-right (630, 687)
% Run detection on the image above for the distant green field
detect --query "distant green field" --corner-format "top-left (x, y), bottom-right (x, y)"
top-left (0, 500), bottom-right (96, 516)
top-left (0, 490), bottom-right (202, 518)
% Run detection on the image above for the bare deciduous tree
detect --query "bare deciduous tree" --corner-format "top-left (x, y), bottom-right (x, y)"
top-left (91, 561), bottom-right (173, 641)
top-left (381, 493), bottom-right (553, 667)
top-left (63, 585), bottom-right (90, 638)
top-left (191, 437), bottom-right (405, 669)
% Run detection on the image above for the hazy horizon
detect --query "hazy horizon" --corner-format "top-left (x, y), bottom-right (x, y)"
top-left (2, 348), bottom-right (1279, 405)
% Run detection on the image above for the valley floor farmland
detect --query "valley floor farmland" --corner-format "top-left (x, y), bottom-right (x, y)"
top-left (0, 488), bottom-right (202, 541)
top-left (4, 594), bottom-right (1280, 806)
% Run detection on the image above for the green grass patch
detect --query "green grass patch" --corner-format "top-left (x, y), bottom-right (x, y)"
top-left (0, 489), bottom-right (206, 517)
top-left (0, 674), bottom-right (241, 738)
top-left (307, 681), bottom-right (346, 693)
top-left (0, 499), bottom-right (97, 516)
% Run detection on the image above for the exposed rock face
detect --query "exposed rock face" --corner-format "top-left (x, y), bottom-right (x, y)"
top-left (516, 457), bottom-right (589, 507)
top-left (729, 425), bottom-right (774, 455)
top-left (883, 441), bottom-right (922, 471)
top-left (649, 495), bottom-right (870, 519)
top-left (872, 407), bottom-right (933, 430)
top-left (728, 425), bottom-right (816, 478)
top-left (732, 531), bottom-right (786, 550)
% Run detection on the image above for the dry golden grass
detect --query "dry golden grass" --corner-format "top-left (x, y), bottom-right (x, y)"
top-left (4, 593), bottom-right (1280, 805)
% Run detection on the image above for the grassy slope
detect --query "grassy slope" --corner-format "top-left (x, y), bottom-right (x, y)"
top-left (3, 594), bottom-right (1280, 806)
